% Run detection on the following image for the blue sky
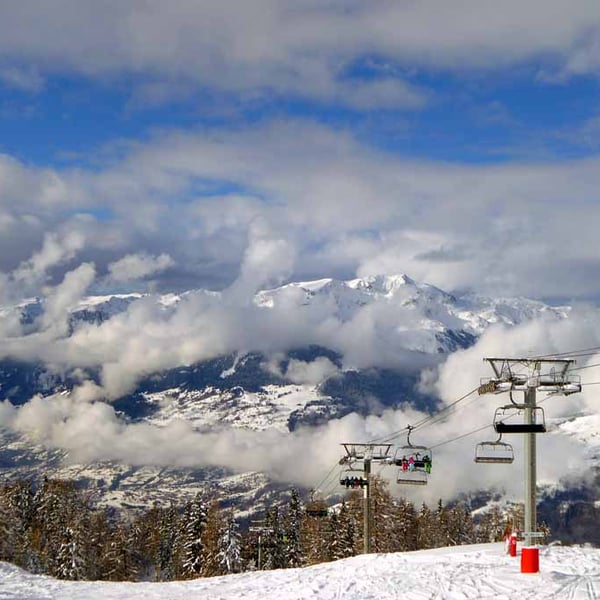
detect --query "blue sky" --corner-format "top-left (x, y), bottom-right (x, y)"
top-left (2, 1), bottom-right (600, 301)
top-left (4, 66), bottom-right (600, 166)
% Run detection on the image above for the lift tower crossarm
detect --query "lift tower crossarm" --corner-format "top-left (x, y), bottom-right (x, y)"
top-left (479, 358), bottom-right (581, 396)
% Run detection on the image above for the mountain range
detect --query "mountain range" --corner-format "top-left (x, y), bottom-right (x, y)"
top-left (0, 274), bottom-right (598, 542)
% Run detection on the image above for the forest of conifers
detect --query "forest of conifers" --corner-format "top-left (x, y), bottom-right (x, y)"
top-left (0, 477), bottom-right (524, 581)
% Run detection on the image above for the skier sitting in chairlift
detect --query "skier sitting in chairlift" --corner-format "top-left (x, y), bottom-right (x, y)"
top-left (423, 454), bottom-right (432, 473)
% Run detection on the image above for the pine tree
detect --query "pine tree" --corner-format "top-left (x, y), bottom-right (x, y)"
top-left (435, 499), bottom-right (451, 547)
top-left (475, 505), bottom-right (505, 543)
top-left (447, 502), bottom-right (474, 546)
top-left (321, 511), bottom-right (340, 563)
top-left (217, 514), bottom-right (242, 574)
top-left (370, 477), bottom-right (396, 553)
top-left (55, 525), bottom-right (86, 580)
top-left (417, 503), bottom-right (436, 549)
top-left (262, 506), bottom-right (285, 569)
top-left (200, 500), bottom-right (224, 577)
top-left (157, 505), bottom-right (181, 580)
top-left (0, 480), bottom-right (36, 569)
top-left (180, 494), bottom-right (207, 578)
top-left (283, 489), bottom-right (303, 568)
top-left (32, 479), bottom-right (90, 578)
top-left (83, 510), bottom-right (110, 581)
top-left (392, 497), bottom-right (418, 551)
top-left (333, 499), bottom-right (359, 559)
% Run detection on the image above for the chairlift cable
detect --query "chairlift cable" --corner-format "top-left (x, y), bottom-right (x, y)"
top-left (368, 386), bottom-right (479, 445)
top-left (529, 345), bottom-right (600, 360)
top-left (314, 460), bottom-right (343, 495)
top-left (429, 423), bottom-right (493, 450)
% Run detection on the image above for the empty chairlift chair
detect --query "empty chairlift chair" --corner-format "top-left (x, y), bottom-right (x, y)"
top-left (493, 405), bottom-right (546, 434)
top-left (474, 433), bottom-right (514, 464)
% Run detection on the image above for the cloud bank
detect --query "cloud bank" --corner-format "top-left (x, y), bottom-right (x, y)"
top-left (1, 1), bottom-right (600, 104)
top-left (2, 121), bottom-right (600, 301)
top-left (0, 241), bottom-right (599, 500)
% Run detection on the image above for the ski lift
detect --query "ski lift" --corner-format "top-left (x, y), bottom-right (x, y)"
top-left (493, 405), bottom-right (546, 434)
top-left (339, 466), bottom-right (368, 490)
top-left (305, 490), bottom-right (329, 518)
top-left (474, 433), bottom-right (514, 464)
top-left (306, 506), bottom-right (329, 518)
top-left (395, 426), bottom-right (432, 486)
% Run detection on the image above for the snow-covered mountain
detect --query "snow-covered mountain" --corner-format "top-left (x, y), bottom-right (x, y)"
top-left (7, 273), bottom-right (571, 354)
top-left (257, 273), bottom-right (568, 334)
top-left (0, 274), bottom-right (593, 528)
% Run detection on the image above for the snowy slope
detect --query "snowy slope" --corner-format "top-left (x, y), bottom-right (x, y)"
top-left (141, 383), bottom-right (327, 433)
top-left (1, 543), bottom-right (599, 599)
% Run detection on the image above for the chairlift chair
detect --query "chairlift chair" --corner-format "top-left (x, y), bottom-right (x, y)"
top-left (396, 469), bottom-right (428, 486)
top-left (395, 426), bottom-right (432, 486)
top-left (305, 490), bottom-right (329, 518)
top-left (339, 467), bottom-right (368, 490)
top-left (474, 433), bottom-right (515, 464)
top-left (493, 405), bottom-right (546, 434)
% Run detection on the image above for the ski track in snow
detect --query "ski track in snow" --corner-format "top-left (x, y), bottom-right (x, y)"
top-left (1, 543), bottom-right (600, 600)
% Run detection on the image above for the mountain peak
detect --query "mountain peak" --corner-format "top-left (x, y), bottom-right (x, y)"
top-left (348, 274), bottom-right (415, 293)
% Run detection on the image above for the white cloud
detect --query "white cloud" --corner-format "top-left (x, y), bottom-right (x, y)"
top-left (5, 119), bottom-right (600, 301)
top-left (0, 1), bottom-right (599, 105)
top-left (14, 230), bottom-right (86, 287)
top-left (108, 252), bottom-right (174, 283)
top-left (266, 355), bottom-right (340, 385)
top-left (224, 220), bottom-right (296, 305)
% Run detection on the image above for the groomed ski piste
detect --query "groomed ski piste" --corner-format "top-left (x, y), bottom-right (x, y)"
top-left (1, 543), bottom-right (599, 599)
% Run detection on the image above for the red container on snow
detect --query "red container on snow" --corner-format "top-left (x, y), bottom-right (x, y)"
top-left (520, 547), bottom-right (539, 573)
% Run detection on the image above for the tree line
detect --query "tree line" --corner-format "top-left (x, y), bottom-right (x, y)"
top-left (0, 476), bottom-right (521, 581)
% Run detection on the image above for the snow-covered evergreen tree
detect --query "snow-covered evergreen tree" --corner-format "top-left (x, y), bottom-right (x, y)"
top-left (283, 489), bottom-right (303, 568)
top-left (217, 514), bottom-right (242, 574)
top-left (333, 500), bottom-right (358, 559)
top-left (33, 479), bottom-right (90, 578)
top-left (417, 503), bottom-right (436, 549)
top-left (151, 505), bottom-right (177, 581)
top-left (435, 499), bottom-right (451, 547)
top-left (0, 480), bottom-right (36, 569)
top-left (475, 505), bottom-right (506, 543)
top-left (393, 497), bottom-right (418, 551)
top-left (55, 525), bottom-right (86, 580)
top-left (180, 494), bottom-right (207, 578)
top-left (199, 500), bottom-right (224, 576)
top-left (447, 502), bottom-right (475, 546)
top-left (262, 506), bottom-right (285, 570)
top-left (370, 477), bottom-right (396, 553)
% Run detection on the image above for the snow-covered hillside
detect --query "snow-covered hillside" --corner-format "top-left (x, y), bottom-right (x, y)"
top-left (1, 543), bottom-right (598, 599)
